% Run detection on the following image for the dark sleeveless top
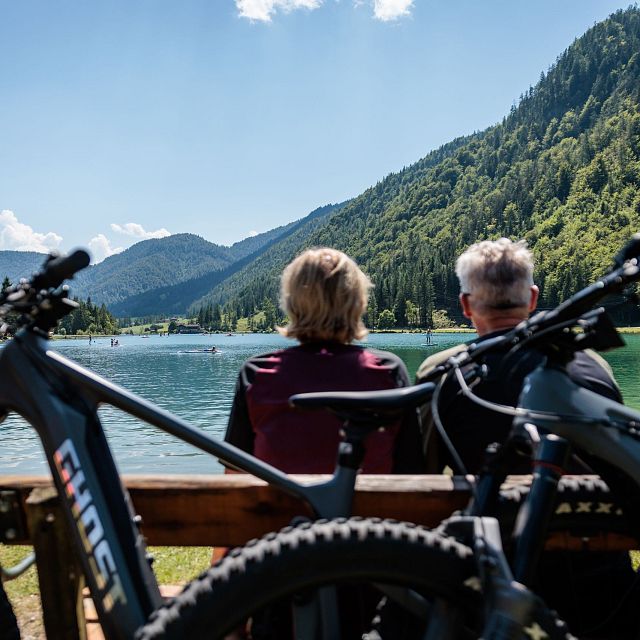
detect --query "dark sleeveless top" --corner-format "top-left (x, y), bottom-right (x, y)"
top-left (224, 342), bottom-right (424, 473)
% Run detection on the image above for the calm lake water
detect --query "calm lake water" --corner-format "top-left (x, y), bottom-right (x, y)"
top-left (1, 331), bottom-right (639, 475)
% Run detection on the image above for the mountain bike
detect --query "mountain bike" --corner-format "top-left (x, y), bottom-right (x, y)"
top-left (0, 245), bottom-right (636, 638)
top-left (0, 250), bottom-right (425, 639)
top-left (0, 250), bottom-right (579, 640)
top-left (138, 235), bottom-right (640, 639)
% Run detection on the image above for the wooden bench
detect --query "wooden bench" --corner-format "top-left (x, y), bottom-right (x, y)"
top-left (0, 474), bottom-right (635, 639)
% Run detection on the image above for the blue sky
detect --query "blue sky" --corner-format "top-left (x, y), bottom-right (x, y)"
top-left (0, 0), bottom-right (632, 262)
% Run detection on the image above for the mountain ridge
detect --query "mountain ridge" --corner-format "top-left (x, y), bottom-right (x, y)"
top-left (197, 7), bottom-right (640, 327)
top-left (109, 202), bottom-right (346, 317)
top-left (6, 8), bottom-right (640, 326)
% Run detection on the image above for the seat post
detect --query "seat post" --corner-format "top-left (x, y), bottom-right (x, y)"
top-left (338, 421), bottom-right (370, 470)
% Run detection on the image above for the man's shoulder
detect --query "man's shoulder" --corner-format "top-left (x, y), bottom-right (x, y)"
top-left (416, 343), bottom-right (467, 381)
top-left (579, 348), bottom-right (616, 376)
top-left (573, 348), bottom-right (621, 389)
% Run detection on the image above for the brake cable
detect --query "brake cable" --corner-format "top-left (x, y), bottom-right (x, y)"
top-left (451, 356), bottom-right (606, 426)
top-left (430, 370), bottom-right (471, 480)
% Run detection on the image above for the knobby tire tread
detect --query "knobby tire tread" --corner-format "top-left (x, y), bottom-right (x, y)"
top-left (136, 517), bottom-right (574, 640)
top-left (499, 475), bottom-right (639, 540)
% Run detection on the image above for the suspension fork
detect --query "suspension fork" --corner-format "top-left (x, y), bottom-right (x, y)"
top-left (466, 422), bottom-right (536, 518)
top-left (511, 432), bottom-right (570, 586)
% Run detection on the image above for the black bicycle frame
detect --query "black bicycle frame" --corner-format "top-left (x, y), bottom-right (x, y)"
top-left (516, 364), bottom-right (640, 487)
top-left (483, 355), bottom-right (640, 591)
top-left (0, 330), bottom-right (369, 639)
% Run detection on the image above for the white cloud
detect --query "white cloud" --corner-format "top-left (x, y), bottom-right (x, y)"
top-left (110, 222), bottom-right (171, 240)
top-left (373, 0), bottom-right (413, 21)
top-left (0, 210), bottom-right (63, 253)
top-left (236, 0), bottom-right (323, 22)
top-left (88, 234), bottom-right (124, 265)
top-left (248, 230), bottom-right (259, 237)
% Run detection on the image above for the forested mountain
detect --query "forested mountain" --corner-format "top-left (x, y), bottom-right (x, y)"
top-left (71, 234), bottom-right (235, 304)
top-left (200, 8), bottom-right (640, 328)
top-left (0, 224), bottom-right (295, 307)
top-left (8, 8), bottom-right (640, 326)
top-left (186, 202), bottom-right (348, 315)
top-left (0, 235), bottom-right (235, 303)
top-left (226, 219), bottom-right (302, 261)
top-left (109, 202), bottom-right (345, 317)
top-left (0, 251), bottom-right (47, 284)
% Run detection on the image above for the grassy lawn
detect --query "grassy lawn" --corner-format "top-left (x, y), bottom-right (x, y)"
top-left (125, 322), bottom-right (171, 335)
top-left (1, 544), bottom-right (212, 639)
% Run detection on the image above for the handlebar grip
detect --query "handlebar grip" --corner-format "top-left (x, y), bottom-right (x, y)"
top-left (31, 249), bottom-right (90, 290)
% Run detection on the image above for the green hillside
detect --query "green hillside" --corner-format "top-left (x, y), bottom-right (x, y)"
top-left (0, 227), bottom-right (293, 309)
top-left (0, 251), bottom-right (47, 285)
top-left (186, 202), bottom-right (347, 316)
top-left (203, 7), bottom-right (640, 328)
top-left (71, 233), bottom-right (234, 305)
top-left (226, 219), bottom-right (301, 261)
top-left (110, 202), bottom-right (345, 317)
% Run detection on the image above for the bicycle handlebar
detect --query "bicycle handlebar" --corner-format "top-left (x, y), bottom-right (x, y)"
top-left (0, 249), bottom-right (90, 332)
top-left (613, 231), bottom-right (640, 267)
top-left (31, 249), bottom-right (90, 291)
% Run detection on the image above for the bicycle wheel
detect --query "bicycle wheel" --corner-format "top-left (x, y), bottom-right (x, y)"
top-left (0, 580), bottom-right (20, 640)
top-left (137, 518), bottom-right (572, 640)
top-left (499, 476), bottom-right (640, 638)
top-left (498, 475), bottom-right (637, 540)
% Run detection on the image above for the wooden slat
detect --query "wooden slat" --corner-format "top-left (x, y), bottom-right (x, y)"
top-left (125, 474), bottom-right (473, 546)
top-left (0, 474), bottom-right (636, 550)
top-left (0, 474), bottom-right (470, 545)
top-left (26, 487), bottom-right (87, 640)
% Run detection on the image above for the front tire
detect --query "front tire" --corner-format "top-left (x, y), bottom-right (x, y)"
top-left (137, 518), bottom-right (572, 640)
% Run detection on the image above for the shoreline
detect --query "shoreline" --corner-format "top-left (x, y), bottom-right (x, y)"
top-left (17, 325), bottom-right (640, 341)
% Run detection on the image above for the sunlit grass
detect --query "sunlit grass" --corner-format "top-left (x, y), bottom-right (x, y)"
top-left (1, 544), bottom-right (211, 599)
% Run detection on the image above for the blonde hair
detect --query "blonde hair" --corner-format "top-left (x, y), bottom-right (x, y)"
top-left (456, 238), bottom-right (534, 309)
top-left (279, 248), bottom-right (372, 343)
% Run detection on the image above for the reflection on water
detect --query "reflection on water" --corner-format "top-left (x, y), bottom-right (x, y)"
top-left (1, 331), bottom-right (638, 475)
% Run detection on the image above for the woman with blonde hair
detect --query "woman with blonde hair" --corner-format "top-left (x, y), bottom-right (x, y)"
top-left (223, 247), bottom-right (423, 474)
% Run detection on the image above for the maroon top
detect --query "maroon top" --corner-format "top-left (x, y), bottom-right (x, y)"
top-left (224, 342), bottom-right (424, 473)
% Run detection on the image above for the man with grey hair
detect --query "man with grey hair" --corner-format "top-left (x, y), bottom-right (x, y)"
top-left (416, 237), bottom-right (632, 637)
top-left (455, 237), bottom-right (538, 337)
top-left (417, 237), bottom-right (619, 471)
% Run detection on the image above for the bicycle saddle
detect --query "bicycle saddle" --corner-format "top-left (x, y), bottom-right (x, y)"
top-left (289, 382), bottom-right (436, 423)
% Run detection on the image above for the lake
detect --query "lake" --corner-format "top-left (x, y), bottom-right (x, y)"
top-left (1, 331), bottom-right (639, 475)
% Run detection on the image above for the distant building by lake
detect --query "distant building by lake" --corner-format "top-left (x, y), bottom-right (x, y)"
top-left (176, 323), bottom-right (202, 334)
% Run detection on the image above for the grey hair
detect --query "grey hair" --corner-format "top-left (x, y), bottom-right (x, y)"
top-left (455, 238), bottom-right (534, 309)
